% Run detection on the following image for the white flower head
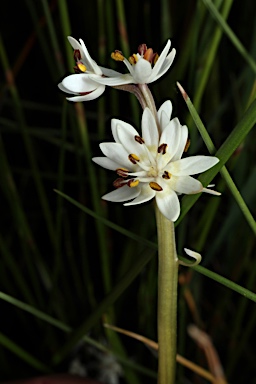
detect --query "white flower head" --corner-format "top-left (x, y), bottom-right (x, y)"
top-left (90, 40), bottom-right (176, 87)
top-left (93, 101), bottom-right (220, 222)
top-left (58, 37), bottom-right (124, 101)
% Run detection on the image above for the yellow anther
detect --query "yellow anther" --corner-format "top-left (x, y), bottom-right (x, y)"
top-left (128, 179), bottom-right (140, 188)
top-left (162, 171), bottom-right (171, 179)
top-left (128, 54), bottom-right (138, 65)
top-left (77, 62), bottom-right (87, 72)
top-left (128, 153), bottom-right (140, 164)
top-left (149, 182), bottom-right (163, 191)
top-left (111, 50), bottom-right (124, 61)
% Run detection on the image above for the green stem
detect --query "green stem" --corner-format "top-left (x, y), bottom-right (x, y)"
top-left (155, 206), bottom-right (179, 384)
top-left (138, 83), bottom-right (158, 118)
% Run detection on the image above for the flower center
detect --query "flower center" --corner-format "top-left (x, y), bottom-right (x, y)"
top-left (147, 166), bottom-right (158, 178)
top-left (111, 44), bottom-right (159, 67)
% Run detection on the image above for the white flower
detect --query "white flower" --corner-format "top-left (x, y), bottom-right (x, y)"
top-left (58, 37), bottom-right (124, 101)
top-left (89, 40), bottom-right (176, 86)
top-left (92, 102), bottom-right (220, 222)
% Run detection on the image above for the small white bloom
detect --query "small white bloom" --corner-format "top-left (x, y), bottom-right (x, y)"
top-left (58, 37), bottom-right (124, 101)
top-left (93, 102), bottom-right (220, 222)
top-left (89, 40), bottom-right (176, 86)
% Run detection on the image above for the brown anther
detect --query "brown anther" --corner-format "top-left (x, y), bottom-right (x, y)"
top-left (74, 49), bottom-right (81, 61)
top-left (184, 139), bottom-right (191, 152)
top-left (113, 178), bottom-right (125, 188)
top-left (116, 168), bottom-right (129, 177)
top-left (135, 135), bottom-right (145, 144)
top-left (152, 53), bottom-right (159, 65)
top-left (162, 171), bottom-right (171, 179)
top-left (143, 48), bottom-right (154, 63)
top-left (158, 143), bottom-right (167, 154)
top-left (127, 179), bottom-right (140, 188)
top-left (128, 154), bottom-right (140, 164)
top-left (74, 65), bottom-right (80, 73)
top-left (138, 44), bottom-right (147, 56)
top-left (149, 182), bottom-right (163, 191)
top-left (128, 54), bottom-right (138, 65)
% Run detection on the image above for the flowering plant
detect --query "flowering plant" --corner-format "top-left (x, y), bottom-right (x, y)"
top-left (59, 35), bottom-right (221, 384)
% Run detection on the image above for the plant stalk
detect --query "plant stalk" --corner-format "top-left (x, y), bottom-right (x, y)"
top-left (156, 205), bottom-right (179, 384)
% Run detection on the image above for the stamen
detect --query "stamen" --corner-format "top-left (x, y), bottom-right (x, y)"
top-left (143, 48), bottom-right (154, 63)
top-left (184, 139), bottom-right (190, 152)
top-left (158, 143), bottom-right (167, 154)
top-left (138, 44), bottom-right (147, 56)
top-left (77, 62), bottom-right (87, 73)
top-left (128, 54), bottom-right (138, 65)
top-left (128, 179), bottom-right (140, 188)
top-left (113, 178), bottom-right (125, 188)
top-left (74, 49), bottom-right (81, 61)
top-left (135, 135), bottom-right (145, 144)
top-left (162, 171), bottom-right (171, 179)
top-left (116, 168), bottom-right (129, 177)
top-left (128, 154), bottom-right (140, 164)
top-left (153, 53), bottom-right (159, 65)
top-left (111, 50), bottom-right (124, 61)
top-left (149, 182), bottom-right (163, 191)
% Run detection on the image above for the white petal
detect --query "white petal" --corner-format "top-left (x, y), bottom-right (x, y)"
top-left (102, 185), bottom-right (141, 202)
top-left (172, 124), bottom-right (188, 161)
top-left (58, 82), bottom-right (77, 94)
top-left (79, 39), bottom-right (102, 75)
top-left (155, 188), bottom-right (180, 222)
top-left (67, 36), bottom-right (81, 50)
top-left (62, 74), bottom-right (99, 93)
top-left (100, 66), bottom-right (124, 77)
top-left (151, 49), bottom-right (176, 82)
top-left (116, 124), bottom-right (147, 159)
top-left (88, 73), bottom-right (133, 86)
top-left (157, 100), bottom-right (173, 132)
top-left (160, 117), bottom-right (181, 160)
top-left (99, 142), bottom-right (131, 169)
top-left (111, 119), bottom-right (136, 144)
top-left (133, 59), bottom-right (153, 83)
top-left (169, 175), bottom-right (203, 194)
top-left (158, 100), bottom-right (173, 120)
top-left (92, 157), bottom-right (121, 170)
top-left (124, 184), bottom-right (155, 206)
top-left (66, 85), bottom-right (105, 101)
top-left (181, 248), bottom-right (202, 266)
top-left (149, 40), bottom-right (171, 79)
top-left (141, 108), bottom-right (159, 148)
top-left (169, 156), bottom-right (219, 176)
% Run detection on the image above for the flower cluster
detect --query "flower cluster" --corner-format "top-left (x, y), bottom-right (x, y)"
top-left (59, 36), bottom-right (220, 221)
top-left (93, 101), bottom-right (219, 222)
top-left (58, 37), bottom-right (176, 101)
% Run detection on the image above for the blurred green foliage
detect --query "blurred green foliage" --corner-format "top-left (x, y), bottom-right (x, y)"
top-left (0, 0), bottom-right (256, 382)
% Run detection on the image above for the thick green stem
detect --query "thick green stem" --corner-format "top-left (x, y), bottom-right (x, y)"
top-left (155, 206), bottom-right (179, 384)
